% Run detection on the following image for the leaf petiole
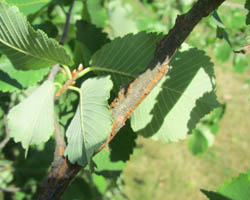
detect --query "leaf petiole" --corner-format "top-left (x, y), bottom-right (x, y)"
top-left (68, 86), bottom-right (81, 96)
top-left (68, 86), bottom-right (83, 113)
top-left (62, 65), bottom-right (72, 80)
top-left (77, 67), bottom-right (93, 78)
top-left (53, 82), bottom-right (62, 89)
top-left (68, 85), bottom-right (86, 160)
top-left (76, 66), bottom-right (108, 80)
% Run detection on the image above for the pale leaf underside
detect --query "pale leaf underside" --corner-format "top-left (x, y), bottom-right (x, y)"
top-left (64, 76), bottom-right (113, 166)
top-left (7, 80), bottom-right (55, 154)
top-left (130, 48), bottom-right (220, 142)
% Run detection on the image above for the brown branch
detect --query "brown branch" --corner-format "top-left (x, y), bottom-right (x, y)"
top-left (0, 115), bottom-right (10, 149)
top-left (48, 64), bottom-right (61, 82)
top-left (60, 0), bottom-right (75, 45)
top-left (234, 44), bottom-right (250, 55)
top-left (37, 2), bottom-right (78, 199)
top-left (47, 0), bottom-right (76, 160)
top-left (38, 0), bottom-right (225, 199)
top-left (0, 186), bottom-right (20, 193)
top-left (47, 0), bottom-right (75, 82)
top-left (47, 0), bottom-right (76, 156)
top-left (53, 110), bottom-right (66, 157)
top-left (55, 65), bottom-right (83, 98)
top-left (96, 0), bottom-right (225, 154)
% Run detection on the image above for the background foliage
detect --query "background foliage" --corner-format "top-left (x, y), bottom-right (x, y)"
top-left (0, 0), bottom-right (249, 199)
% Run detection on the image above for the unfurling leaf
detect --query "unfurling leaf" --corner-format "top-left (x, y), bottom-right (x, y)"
top-left (7, 80), bottom-right (55, 155)
top-left (0, 1), bottom-right (73, 70)
top-left (64, 76), bottom-right (113, 166)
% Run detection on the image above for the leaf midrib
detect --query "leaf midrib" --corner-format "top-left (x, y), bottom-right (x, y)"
top-left (92, 66), bottom-right (136, 78)
top-left (0, 37), bottom-right (56, 65)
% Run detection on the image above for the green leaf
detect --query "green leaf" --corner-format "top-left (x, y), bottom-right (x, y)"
top-left (73, 41), bottom-right (91, 68)
top-left (218, 170), bottom-right (250, 200)
top-left (130, 48), bottom-right (220, 142)
top-left (93, 149), bottom-right (125, 173)
top-left (15, 139), bottom-right (54, 184)
top-left (201, 189), bottom-right (231, 200)
top-left (0, 1), bottom-right (73, 70)
top-left (86, 0), bottom-right (108, 27)
top-left (91, 32), bottom-right (163, 91)
top-left (0, 160), bottom-right (13, 188)
top-left (0, 56), bottom-right (49, 92)
top-left (213, 11), bottom-right (231, 47)
top-left (245, 0), bottom-right (250, 25)
top-left (107, 0), bottom-right (138, 37)
top-left (64, 76), bottom-right (113, 166)
top-left (33, 20), bottom-right (59, 38)
top-left (216, 27), bottom-right (231, 47)
top-left (6, 0), bottom-right (50, 15)
top-left (76, 20), bottom-right (110, 66)
top-left (7, 80), bottom-right (55, 154)
top-left (233, 54), bottom-right (249, 73)
top-left (92, 174), bottom-right (108, 195)
top-left (188, 129), bottom-right (209, 156)
top-left (230, 14), bottom-right (246, 30)
top-left (215, 42), bottom-right (231, 63)
top-left (61, 178), bottom-right (94, 200)
top-left (109, 121), bottom-right (137, 162)
top-left (188, 105), bottom-right (225, 155)
top-left (201, 170), bottom-right (250, 200)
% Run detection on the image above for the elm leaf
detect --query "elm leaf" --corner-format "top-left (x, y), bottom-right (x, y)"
top-left (0, 56), bottom-right (49, 92)
top-left (7, 80), bottom-right (55, 155)
top-left (91, 32), bottom-right (163, 91)
top-left (6, 0), bottom-right (50, 15)
top-left (64, 76), bottom-right (113, 166)
top-left (131, 48), bottom-right (220, 142)
top-left (0, 1), bottom-right (73, 70)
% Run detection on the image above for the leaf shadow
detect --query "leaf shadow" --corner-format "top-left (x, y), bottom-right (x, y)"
top-left (95, 170), bottom-right (122, 178)
top-left (109, 120), bottom-right (137, 162)
top-left (62, 177), bottom-right (102, 200)
top-left (200, 189), bottom-right (232, 200)
top-left (2, 138), bottom-right (55, 197)
top-left (135, 48), bottom-right (215, 138)
top-left (0, 69), bottom-right (22, 90)
top-left (187, 91), bottom-right (221, 133)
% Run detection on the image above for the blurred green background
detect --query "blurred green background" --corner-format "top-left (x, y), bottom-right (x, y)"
top-left (0, 0), bottom-right (249, 199)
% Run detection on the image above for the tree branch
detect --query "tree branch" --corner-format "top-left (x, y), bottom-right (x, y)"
top-left (38, 1), bottom-right (77, 199)
top-left (0, 115), bottom-right (10, 149)
top-left (96, 0), bottom-right (225, 154)
top-left (47, 0), bottom-right (75, 82)
top-left (0, 186), bottom-right (20, 193)
top-left (38, 0), bottom-right (225, 199)
top-left (60, 0), bottom-right (75, 46)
